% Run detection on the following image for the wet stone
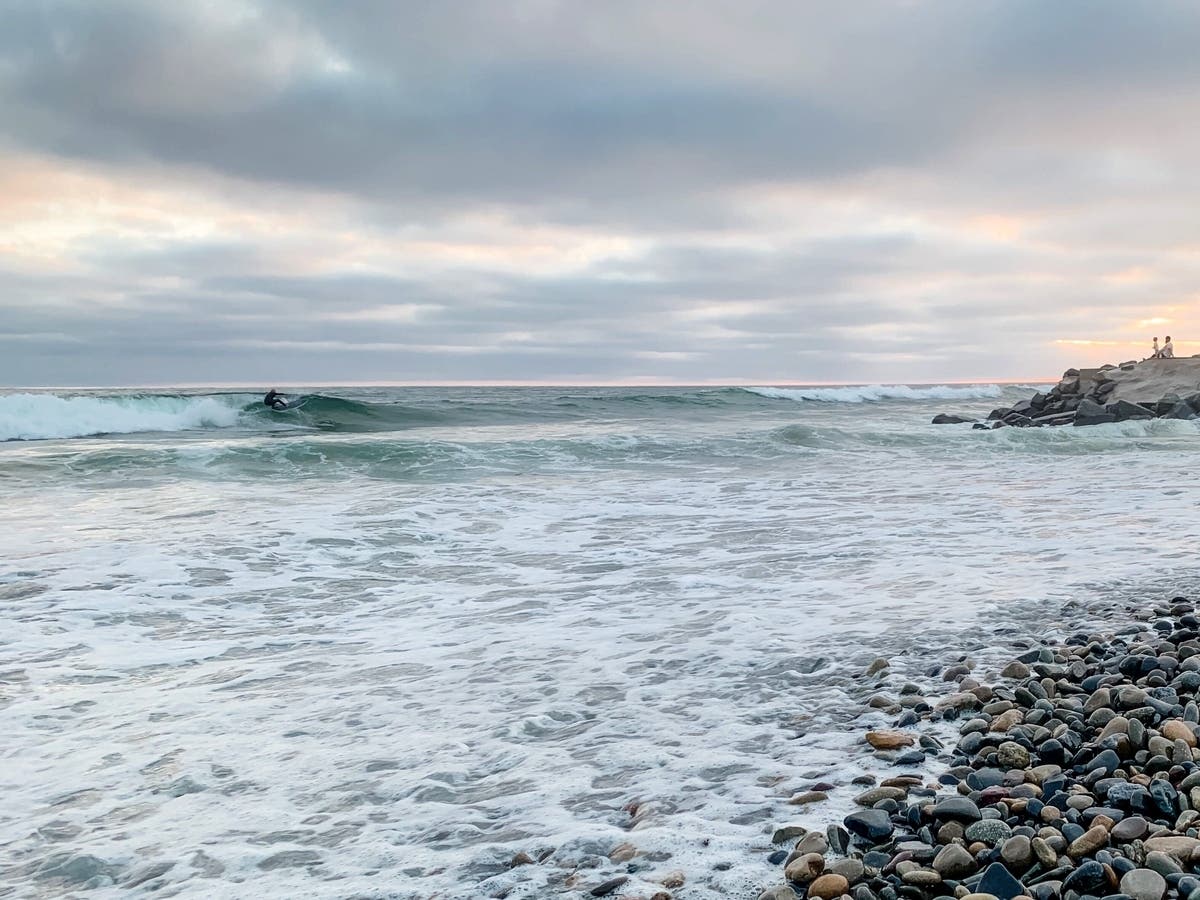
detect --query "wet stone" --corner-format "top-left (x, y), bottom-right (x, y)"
top-left (795, 832), bottom-right (828, 856)
top-left (845, 809), bottom-right (894, 843)
top-left (826, 858), bottom-right (865, 883)
top-left (590, 875), bottom-right (629, 896)
top-left (932, 797), bottom-right (982, 822)
top-left (257, 850), bottom-right (321, 871)
top-left (809, 873), bottom-right (851, 899)
top-left (855, 786), bottom-right (907, 806)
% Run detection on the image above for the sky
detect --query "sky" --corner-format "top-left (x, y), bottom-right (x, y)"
top-left (3, 1), bottom-right (1200, 387)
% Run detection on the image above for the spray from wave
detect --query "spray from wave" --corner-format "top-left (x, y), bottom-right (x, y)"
top-left (743, 384), bottom-right (1005, 403)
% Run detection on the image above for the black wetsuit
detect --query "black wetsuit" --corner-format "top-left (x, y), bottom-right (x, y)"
top-left (263, 390), bottom-right (287, 410)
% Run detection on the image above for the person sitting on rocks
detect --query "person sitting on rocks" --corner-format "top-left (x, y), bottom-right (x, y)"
top-left (1162, 335), bottom-right (1175, 358)
top-left (1151, 336), bottom-right (1161, 359)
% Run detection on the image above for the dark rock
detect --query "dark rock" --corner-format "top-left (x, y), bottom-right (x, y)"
top-left (1075, 398), bottom-right (1117, 426)
top-left (932, 414), bottom-right (973, 425)
top-left (1112, 816), bottom-right (1148, 841)
top-left (977, 862), bottom-right (1025, 900)
top-left (1063, 860), bottom-right (1109, 894)
top-left (1148, 780), bottom-right (1178, 816)
top-left (1164, 401), bottom-right (1197, 421)
top-left (931, 797), bottom-right (981, 822)
top-left (844, 810), bottom-right (894, 843)
top-left (590, 876), bottom-right (629, 896)
top-left (1111, 399), bottom-right (1155, 421)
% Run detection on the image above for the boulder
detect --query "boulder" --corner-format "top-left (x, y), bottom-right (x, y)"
top-left (1075, 398), bottom-right (1117, 426)
top-left (1110, 399), bottom-right (1155, 421)
top-left (1163, 401), bottom-right (1196, 420)
top-left (932, 414), bottom-right (973, 425)
top-left (1031, 411), bottom-right (1076, 426)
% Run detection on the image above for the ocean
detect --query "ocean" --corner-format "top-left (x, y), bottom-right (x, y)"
top-left (4, 383), bottom-right (1200, 899)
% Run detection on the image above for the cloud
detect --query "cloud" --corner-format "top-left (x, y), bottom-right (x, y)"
top-left (3, 1), bottom-right (1200, 385)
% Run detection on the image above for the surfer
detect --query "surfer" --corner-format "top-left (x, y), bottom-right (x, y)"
top-left (263, 389), bottom-right (288, 411)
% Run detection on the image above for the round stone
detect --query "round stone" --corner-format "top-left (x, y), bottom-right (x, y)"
top-left (1001, 835), bottom-right (1034, 870)
top-left (997, 741), bottom-right (1031, 769)
top-left (784, 853), bottom-right (824, 883)
top-left (1112, 816), bottom-right (1149, 842)
top-left (965, 819), bottom-right (1013, 847)
top-left (1120, 868), bottom-right (1167, 900)
top-left (809, 873), bottom-right (851, 900)
top-left (933, 843), bottom-right (976, 878)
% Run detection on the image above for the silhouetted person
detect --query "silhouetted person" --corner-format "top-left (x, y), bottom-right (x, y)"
top-left (263, 389), bottom-right (288, 410)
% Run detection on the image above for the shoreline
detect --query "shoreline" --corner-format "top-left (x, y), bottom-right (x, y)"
top-left (757, 596), bottom-right (1200, 900)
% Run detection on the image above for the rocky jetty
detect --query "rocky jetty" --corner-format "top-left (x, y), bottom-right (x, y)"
top-left (935, 359), bottom-right (1200, 428)
top-left (760, 600), bottom-right (1200, 900)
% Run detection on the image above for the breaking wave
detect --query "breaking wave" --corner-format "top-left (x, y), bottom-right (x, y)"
top-left (743, 384), bottom-right (1005, 403)
top-left (1, 383), bottom-right (1018, 442)
top-left (0, 393), bottom-right (249, 441)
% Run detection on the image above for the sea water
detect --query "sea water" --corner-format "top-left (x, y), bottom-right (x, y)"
top-left (3, 384), bottom-right (1200, 899)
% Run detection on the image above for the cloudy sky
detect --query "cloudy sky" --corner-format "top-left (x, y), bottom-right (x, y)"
top-left (3, 1), bottom-right (1200, 386)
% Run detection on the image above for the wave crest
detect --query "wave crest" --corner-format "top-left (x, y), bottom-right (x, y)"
top-left (0, 393), bottom-right (249, 441)
top-left (744, 384), bottom-right (1004, 403)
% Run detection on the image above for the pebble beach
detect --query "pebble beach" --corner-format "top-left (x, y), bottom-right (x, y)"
top-left (756, 598), bottom-right (1200, 900)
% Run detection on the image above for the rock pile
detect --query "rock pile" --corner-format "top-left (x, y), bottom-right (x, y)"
top-left (761, 600), bottom-right (1200, 900)
top-left (934, 366), bottom-right (1200, 428)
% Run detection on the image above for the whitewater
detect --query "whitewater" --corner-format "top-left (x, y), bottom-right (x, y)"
top-left (5, 384), bottom-right (1200, 898)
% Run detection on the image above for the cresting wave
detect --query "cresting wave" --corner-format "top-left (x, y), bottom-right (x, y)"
top-left (744, 383), bottom-right (1005, 403)
top-left (1, 384), bottom-right (1016, 442)
top-left (0, 392), bottom-right (250, 441)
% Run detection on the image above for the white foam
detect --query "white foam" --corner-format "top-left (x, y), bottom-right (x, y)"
top-left (744, 383), bottom-right (1004, 403)
top-left (0, 393), bottom-right (249, 441)
top-left (5, 393), bottom-right (1200, 898)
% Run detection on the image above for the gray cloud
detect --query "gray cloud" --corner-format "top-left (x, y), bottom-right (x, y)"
top-left (3, 1), bottom-right (1200, 385)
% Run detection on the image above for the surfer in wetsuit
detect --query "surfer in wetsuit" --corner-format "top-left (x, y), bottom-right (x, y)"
top-left (263, 389), bottom-right (288, 411)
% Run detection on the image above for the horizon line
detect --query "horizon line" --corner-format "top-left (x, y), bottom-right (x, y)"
top-left (1, 377), bottom-right (1059, 390)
